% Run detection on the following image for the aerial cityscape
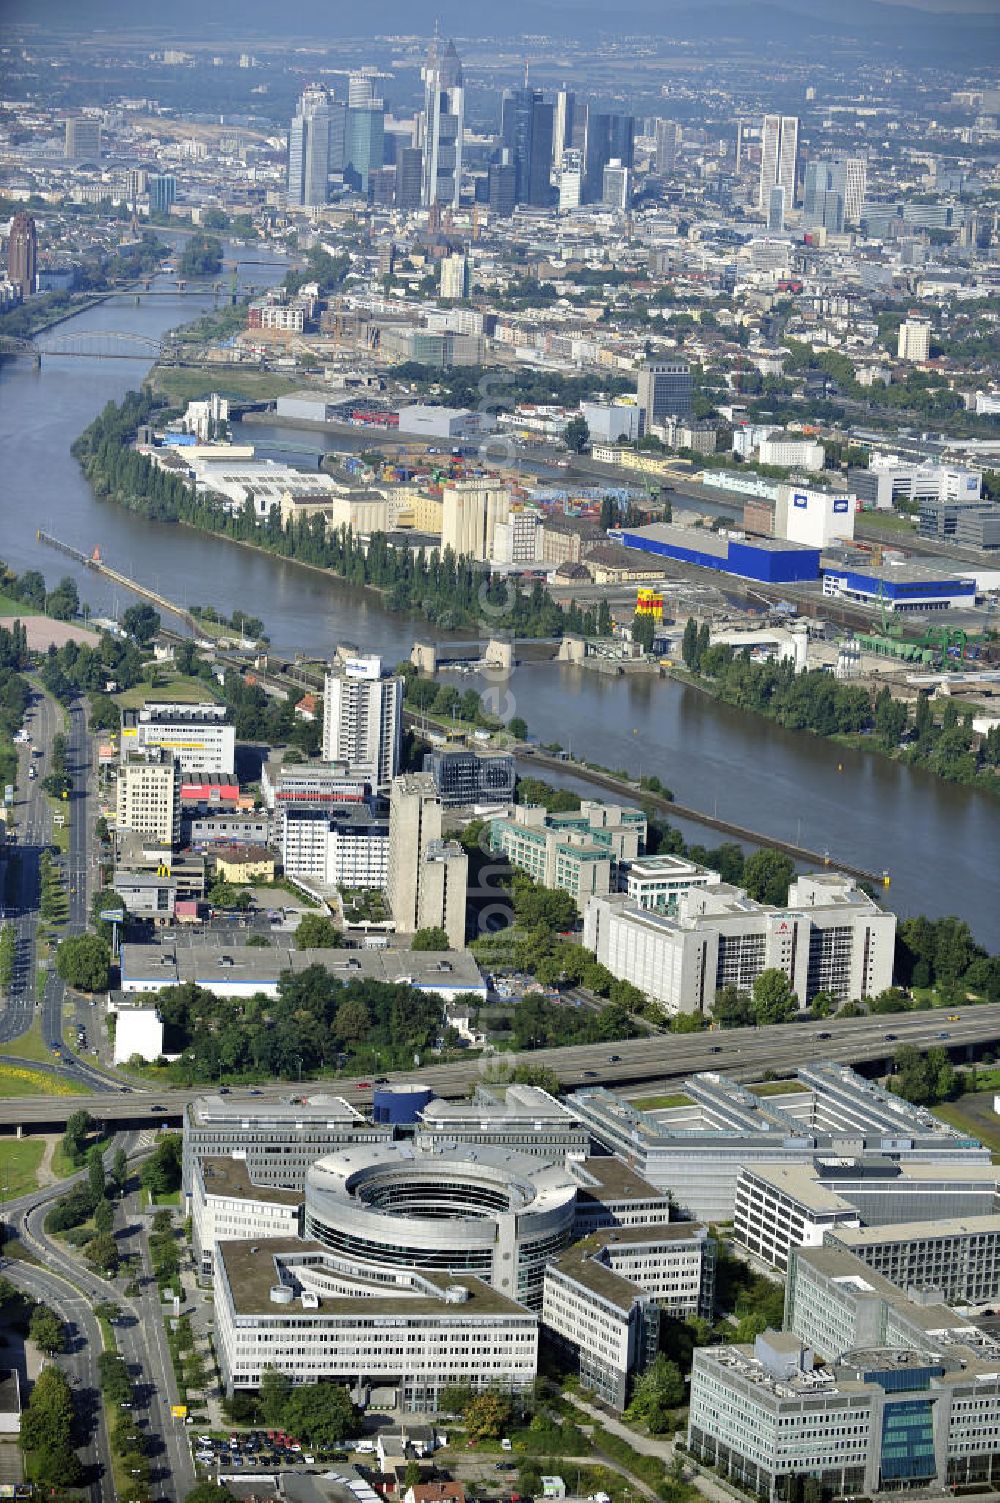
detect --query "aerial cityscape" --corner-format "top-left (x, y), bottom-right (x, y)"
top-left (1, 1), bottom-right (1000, 1499)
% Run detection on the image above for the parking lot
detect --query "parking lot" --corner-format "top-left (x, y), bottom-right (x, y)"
top-left (192, 1428), bottom-right (336, 1471)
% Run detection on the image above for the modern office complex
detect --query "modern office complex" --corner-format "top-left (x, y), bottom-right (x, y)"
top-left (759, 114), bottom-right (799, 214)
top-left (215, 1241), bottom-right (539, 1406)
top-left (490, 800), bottom-right (645, 907)
top-left (414, 1085), bottom-right (589, 1162)
top-left (65, 115), bottom-right (101, 160)
top-left (501, 88), bottom-right (553, 206)
top-left (303, 1143), bottom-right (578, 1312)
top-left (322, 655), bottom-right (403, 790)
top-left (181, 1093), bottom-right (390, 1197)
top-left (619, 854), bottom-right (721, 914)
top-left (121, 701), bottom-right (236, 778)
top-left (584, 873), bottom-right (895, 1017)
top-left (826, 1217), bottom-right (1000, 1307)
top-left (288, 86), bottom-right (332, 207)
top-left (571, 1064), bottom-right (988, 1221)
top-left (734, 1157), bottom-right (1000, 1272)
top-left (422, 748), bottom-right (516, 807)
top-left (636, 359), bottom-right (693, 432)
top-left (191, 1156), bottom-right (302, 1281)
top-left (421, 36), bottom-right (464, 208)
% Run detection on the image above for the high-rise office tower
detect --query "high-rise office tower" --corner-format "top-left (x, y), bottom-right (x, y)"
top-left (501, 88), bottom-right (553, 207)
top-left (327, 100), bottom-right (347, 174)
top-left (345, 107), bottom-right (385, 196)
top-left (552, 88), bottom-right (575, 167)
top-left (603, 159), bottom-right (630, 211)
top-left (322, 655), bottom-right (403, 790)
top-left (386, 773), bottom-right (468, 949)
top-left (655, 118), bottom-right (679, 176)
top-left (488, 157), bottom-right (516, 217)
top-left (65, 116), bottom-right (101, 161)
top-left (759, 114), bottom-right (799, 214)
top-left (582, 108), bottom-right (634, 203)
top-left (288, 87), bottom-right (332, 207)
top-left (558, 149), bottom-right (583, 211)
top-left (440, 252), bottom-right (470, 300)
top-left (421, 35), bottom-right (464, 209)
top-left (348, 71), bottom-right (381, 108)
top-left (116, 749), bottom-right (181, 846)
top-left (767, 183), bottom-right (787, 232)
top-left (637, 360), bottom-right (693, 435)
top-left (147, 174), bottom-right (177, 215)
top-left (897, 315), bottom-right (931, 363)
top-left (804, 155), bottom-right (866, 229)
top-left (6, 211), bottom-right (37, 299)
top-left (396, 145), bottom-right (424, 211)
top-left (802, 161), bottom-right (843, 233)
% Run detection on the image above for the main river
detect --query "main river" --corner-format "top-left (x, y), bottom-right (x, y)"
top-left (1, 247), bottom-right (998, 946)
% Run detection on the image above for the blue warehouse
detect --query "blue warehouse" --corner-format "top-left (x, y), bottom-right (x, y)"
top-left (822, 564), bottom-right (977, 613)
top-left (618, 523), bottom-right (821, 584)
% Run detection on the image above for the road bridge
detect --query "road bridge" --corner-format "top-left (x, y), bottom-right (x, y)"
top-left (1, 1004), bottom-right (997, 1135)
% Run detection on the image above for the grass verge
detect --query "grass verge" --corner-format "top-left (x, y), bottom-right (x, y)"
top-left (0, 1064), bottom-right (87, 1099)
top-left (0, 1139), bottom-right (47, 1197)
top-left (933, 1096), bottom-right (1000, 1161)
top-left (2, 1018), bottom-right (57, 1065)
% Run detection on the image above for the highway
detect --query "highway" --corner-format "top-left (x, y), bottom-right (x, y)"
top-left (1, 1001), bottom-right (998, 1131)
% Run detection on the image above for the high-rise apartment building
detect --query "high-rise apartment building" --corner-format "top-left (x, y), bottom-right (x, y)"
top-left (654, 118), bottom-right (679, 176)
top-left (116, 748), bottom-right (181, 846)
top-left (147, 174), bottom-right (177, 215)
top-left (501, 88), bottom-right (553, 206)
top-left (440, 252), bottom-right (470, 300)
top-left (759, 114), bottom-right (799, 214)
top-left (441, 478), bottom-right (511, 561)
top-left (65, 116), bottom-right (101, 161)
top-left (897, 314), bottom-right (932, 362)
top-left (552, 89), bottom-right (575, 167)
top-left (420, 35), bottom-right (464, 209)
top-left (6, 212), bottom-right (37, 299)
top-left (288, 87), bottom-right (332, 207)
top-left (386, 773), bottom-right (468, 949)
top-left (636, 359), bottom-right (693, 434)
top-left (321, 654), bottom-right (402, 790)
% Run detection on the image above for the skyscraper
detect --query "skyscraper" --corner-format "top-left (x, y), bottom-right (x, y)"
top-left (759, 114), bottom-right (799, 214)
top-left (6, 211), bottom-right (36, 299)
top-left (440, 252), bottom-right (470, 300)
top-left (348, 71), bottom-right (381, 108)
top-left (767, 183), bottom-right (787, 232)
top-left (636, 360), bottom-right (693, 435)
top-left (396, 145), bottom-right (424, 212)
top-left (421, 35), bottom-right (464, 209)
top-left (558, 149), bottom-right (583, 211)
top-left (322, 655), bottom-right (402, 790)
top-left (501, 88), bottom-right (553, 207)
top-left (65, 116), bottom-right (101, 161)
top-left (802, 162), bottom-right (843, 233)
top-left (552, 88), bottom-right (575, 167)
top-left (804, 156), bottom-right (866, 229)
top-left (603, 159), bottom-right (630, 211)
top-left (488, 157), bottom-right (516, 217)
top-left (147, 174), bottom-right (177, 215)
top-left (582, 109), bottom-right (634, 203)
top-left (288, 87), bottom-right (332, 208)
top-left (345, 107), bottom-right (384, 196)
top-left (654, 118), bottom-right (679, 176)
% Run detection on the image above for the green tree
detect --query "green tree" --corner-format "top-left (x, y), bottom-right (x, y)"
top-left (410, 927), bottom-right (451, 951)
top-left (60, 1108), bottom-right (96, 1167)
top-left (294, 913), bottom-right (342, 950)
top-left (334, 997), bottom-right (371, 1043)
top-left (29, 1304), bottom-right (65, 1356)
top-left (508, 716), bottom-right (528, 741)
top-left (140, 1133), bottom-right (182, 1197)
top-left (892, 1043), bottom-right (934, 1104)
top-left (625, 1354), bottom-right (685, 1432)
top-left (280, 1382), bottom-right (358, 1448)
top-left (743, 848), bottom-right (795, 905)
top-left (56, 932), bottom-right (110, 992)
top-left (681, 616), bottom-right (699, 670)
top-left (84, 1231), bottom-right (120, 1275)
top-left (563, 415), bottom-right (590, 453)
top-left (752, 968), bottom-right (799, 1025)
top-left (122, 603), bottom-right (161, 644)
top-left (403, 1461), bottom-right (423, 1489)
top-left (712, 983), bottom-right (754, 1028)
top-left (259, 1365), bottom-right (293, 1428)
top-left (465, 1388), bottom-right (513, 1441)
top-left (94, 1197), bottom-right (115, 1235)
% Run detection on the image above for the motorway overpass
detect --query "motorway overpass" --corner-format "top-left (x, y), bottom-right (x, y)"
top-left (2, 1004), bottom-right (999, 1135)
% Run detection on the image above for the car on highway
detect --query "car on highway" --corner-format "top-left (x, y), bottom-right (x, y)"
top-left (936, 1030), bottom-right (951, 1039)
top-left (883, 1033), bottom-right (897, 1042)
top-left (608, 1053), bottom-right (621, 1062)
top-left (816, 1031), bottom-right (831, 1040)
top-left (948, 1014), bottom-right (961, 1021)
top-left (355, 1080), bottom-right (371, 1090)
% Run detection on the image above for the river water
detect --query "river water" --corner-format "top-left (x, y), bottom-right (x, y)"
top-left (1, 246), bottom-right (998, 945)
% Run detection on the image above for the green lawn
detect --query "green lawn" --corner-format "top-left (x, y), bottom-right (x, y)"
top-left (115, 674), bottom-right (222, 710)
top-left (3, 1018), bottom-right (57, 1065)
top-left (857, 510), bottom-right (919, 535)
top-left (0, 1138), bottom-right (47, 1198)
top-left (933, 1094), bottom-right (1000, 1160)
top-left (148, 365), bottom-right (305, 406)
top-left (751, 1079), bottom-right (810, 1096)
top-left (0, 1063), bottom-right (87, 1099)
top-left (142, 1186), bottom-right (181, 1208)
top-left (45, 794), bottom-right (70, 853)
top-left (631, 1093), bottom-right (694, 1110)
top-left (0, 590), bottom-right (39, 618)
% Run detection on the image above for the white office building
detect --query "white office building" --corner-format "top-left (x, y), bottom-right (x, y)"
top-left (757, 436), bottom-right (825, 472)
top-left (115, 747), bottom-right (181, 845)
top-left (774, 484), bottom-right (856, 547)
top-left (322, 655), bottom-right (403, 790)
top-left (121, 701), bottom-right (235, 778)
top-left (897, 315), bottom-right (932, 362)
top-left (619, 854), bottom-right (721, 915)
top-left (759, 114), bottom-right (799, 214)
top-left (584, 873), bottom-right (894, 1018)
top-left (191, 1157), bottom-right (302, 1282)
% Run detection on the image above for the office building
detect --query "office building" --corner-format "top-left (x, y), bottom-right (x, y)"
top-left (602, 159), bottom-right (630, 211)
top-left (191, 1157), bottom-right (302, 1282)
top-left (619, 854), bottom-right (721, 914)
top-left (347, 71), bottom-right (380, 108)
top-left (826, 1217), bottom-right (1000, 1307)
top-left (501, 88), bottom-right (554, 206)
top-left (570, 1158), bottom-right (675, 1238)
top-left (65, 116), bottom-right (101, 161)
top-left (441, 477), bottom-right (511, 561)
top-left (767, 183), bottom-right (786, 232)
top-left (490, 801), bottom-right (646, 908)
top-left (758, 434), bottom-right (825, 471)
top-left (181, 1092), bottom-right (389, 1196)
top-left (897, 314), bottom-right (932, 362)
top-left (654, 118), bottom-right (678, 176)
top-left (636, 359), bottom-right (693, 432)
top-left (215, 1239), bottom-right (539, 1404)
top-left (822, 561), bottom-right (975, 613)
top-left (422, 747), bottom-right (515, 807)
top-left (543, 1223), bottom-right (714, 1409)
top-left (439, 252), bottom-right (470, 300)
top-left (802, 157), bottom-right (866, 229)
top-left (6, 211), bottom-right (36, 299)
top-left (552, 89), bottom-right (575, 167)
top-left (420, 35), bottom-right (464, 208)
top-left (387, 773), bottom-right (468, 949)
top-left (305, 1143), bottom-right (576, 1311)
top-left (582, 109), bottom-right (634, 204)
top-left (759, 114), bottom-right (799, 214)
top-left (557, 150), bottom-right (583, 211)
top-left (115, 747), bottom-right (181, 846)
top-left (279, 803), bottom-right (388, 889)
top-left (147, 174), bottom-right (177, 215)
top-left (321, 655), bottom-right (403, 789)
top-left (570, 1063), bottom-right (984, 1223)
top-left (688, 1325), bottom-right (1000, 1500)
top-left (396, 145), bottom-right (424, 211)
top-left (121, 701), bottom-right (235, 777)
top-left (850, 459), bottom-right (982, 512)
top-left (918, 493), bottom-right (1000, 548)
top-left (287, 87), bottom-right (332, 208)
top-left (488, 159), bottom-right (517, 216)
top-left (584, 873), bottom-right (894, 1019)
top-left (415, 1084), bottom-right (588, 1162)
top-left (345, 107), bottom-right (384, 196)
top-left (774, 484), bottom-right (855, 546)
